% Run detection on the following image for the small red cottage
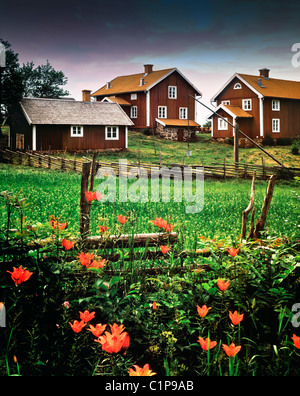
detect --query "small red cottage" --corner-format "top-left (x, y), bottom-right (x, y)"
top-left (209, 68), bottom-right (300, 143)
top-left (9, 96), bottom-right (133, 151)
top-left (91, 64), bottom-right (202, 140)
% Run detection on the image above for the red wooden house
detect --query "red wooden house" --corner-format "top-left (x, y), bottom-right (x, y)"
top-left (91, 64), bottom-right (202, 141)
top-left (9, 97), bottom-right (133, 151)
top-left (209, 68), bottom-right (300, 143)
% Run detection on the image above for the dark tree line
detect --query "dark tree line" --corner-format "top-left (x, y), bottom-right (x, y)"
top-left (0, 39), bottom-right (69, 122)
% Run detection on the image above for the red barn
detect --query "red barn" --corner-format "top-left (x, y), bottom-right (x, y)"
top-left (9, 97), bottom-right (133, 151)
top-left (91, 64), bottom-right (202, 140)
top-left (209, 68), bottom-right (300, 143)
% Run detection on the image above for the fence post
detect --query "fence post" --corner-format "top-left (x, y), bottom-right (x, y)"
top-left (80, 162), bottom-right (92, 238)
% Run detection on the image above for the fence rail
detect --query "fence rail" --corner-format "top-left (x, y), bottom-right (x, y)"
top-left (1, 149), bottom-right (299, 180)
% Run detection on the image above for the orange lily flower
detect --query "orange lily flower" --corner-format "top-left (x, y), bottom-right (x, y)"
top-left (222, 343), bottom-right (241, 357)
top-left (197, 305), bottom-right (211, 318)
top-left (197, 337), bottom-right (217, 351)
top-left (69, 320), bottom-right (86, 333)
top-left (7, 266), bottom-right (33, 286)
top-left (87, 323), bottom-right (107, 337)
top-left (95, 323), bottom-right (130, 354)
top-left (226, 247), bottom-right (239, 257)
top-left (152, 302), bottom-right (157, 312)
top-left (217, 279), bottom-right (230, 291)
top-left (79, 310), bottom-right (95, 322)
top-left (160, 245), bottom-right (170, 254)
top-left (99, 225), bottom-right (109, 233)
top-left (229, 311), bottom-right (244, 325)
top-left (89, 259), bottom-right (107, 269)
top-left (78, 252), bottom-right (94, 266)
top-left (128, 364), bottom-right (157, 376)
top-left (292, 334), bottom-right (300, 349)
top-left (62, 239), bottom-right (75, 250)
top-left (117, 214), bottom-right (127, 224)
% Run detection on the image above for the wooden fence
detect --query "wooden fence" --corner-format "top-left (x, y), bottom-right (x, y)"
top-left (1, 148), bottom-right (299, 180)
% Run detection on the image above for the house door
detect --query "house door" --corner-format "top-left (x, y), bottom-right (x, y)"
top-left (16, 134), bottom-right (24, 149)
top-left (177, 129), bottom-right (184, 141)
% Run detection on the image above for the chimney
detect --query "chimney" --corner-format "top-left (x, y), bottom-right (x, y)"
top-left (140, 77), bottom-right (145, 86)
top-left (144, 64), bottom-right (153, 75)
top-left (82, 89), bottom-right (91, 102)
top-left (107, 81), bottom-right (112, 89)
top-left (259, 68), bottom-right (270, 79)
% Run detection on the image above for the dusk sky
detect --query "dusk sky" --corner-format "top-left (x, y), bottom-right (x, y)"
top-left (2, 0), bottom-right (300, 123)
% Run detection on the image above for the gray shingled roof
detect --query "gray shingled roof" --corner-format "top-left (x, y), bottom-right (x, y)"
top-left (20, 98), bottom-right (134, 126)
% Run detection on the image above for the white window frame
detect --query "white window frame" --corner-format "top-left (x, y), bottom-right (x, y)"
top-left (158, 106), bottom-right (167, 118)
top-left (234, 83), bottom-right (242, 90)
top-left (131, 93), bottom-right (137, 100)
top-left (168, 86), bottom-right (177, 99)
top-left (272, 118), bottom-right (280, 133)
top-left (242, 99), bottom-right (252, 111)
top-left (105, 126), bottom-right (119, 140)
top-left (130, 106), bottom-right (137, 118)
top-left (71, 126), bottom-right (83, 137)
top-left (218, 117), bottom-right (228, 130)
top-left (272, 100), bottom-right (280, 111)
top-left (221, 100), bottom-right (231, 105)
top-left (179, 107), bottom-right (188, 119)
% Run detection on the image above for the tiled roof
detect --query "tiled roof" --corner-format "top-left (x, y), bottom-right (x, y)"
top-left (102, 96), bottom-right (132, 106)
top-left (156, 118), bottom-right (200, 127)
top-left (223, 105), bottom-right (253, 118)
top-left (92, 68), bottom-right (202, 96)
top-left (20, 97), bottom-right (134, 126)
top-left (239, 74), bottom-right (300, 100)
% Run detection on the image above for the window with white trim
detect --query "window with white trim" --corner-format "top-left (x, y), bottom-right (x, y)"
top-left (105, 126), bottom-right (119, 140)
top-left (158, 106), bottom-right (167, 118)
top-left (272, 100), bottom-right (280, 111)
top-left (130, 106), bottom-right (137, 118)
top-left (234, 83), bottom-right (242, 90)
top-left (71, 126), bottom-right (83, 137)
top-left (221, 100), bottom-right (231, 105)
top-left (218, 118), bottom-right (228, 130)
top-left (168, 86), bottom-right (177, 99)
top-left (179, 107), bottom-right (188, 119)
top-left (272, 118), bottom-right (280, 133)
top-left (131, 93), bottom-right (137, 100)
top-left (242, 99), bottom-right (252, 111)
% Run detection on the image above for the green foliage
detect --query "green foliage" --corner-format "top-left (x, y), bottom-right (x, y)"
top-left (0, 166), bottom-right (299, 376)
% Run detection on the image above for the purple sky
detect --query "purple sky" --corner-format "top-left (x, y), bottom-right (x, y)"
top-left (2, 0), bottom-right (300, 123)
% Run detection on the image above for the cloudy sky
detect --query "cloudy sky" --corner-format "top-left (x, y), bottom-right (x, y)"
top-left (1, 0), bottom-right (300, 123)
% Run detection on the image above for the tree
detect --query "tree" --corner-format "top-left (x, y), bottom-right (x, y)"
top-left (0, 40), bottom-right (24, 122)
top-left (21, 60), bottom-right (69, 98)
top-left (0, 39), bottom-right (69, 122)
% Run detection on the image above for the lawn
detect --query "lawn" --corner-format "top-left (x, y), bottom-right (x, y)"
top-left (0, 147), bottom-right (299, 377)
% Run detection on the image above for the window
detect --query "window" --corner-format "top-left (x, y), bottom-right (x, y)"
top-left (131, 106), bottom-right (137, 118)
top-left (234, 83), bottom-right (242, 90)
top-left (105, 126), bottom-right (119, 140)
top-left (272, 100), bottom-right (280, 111)
top-left (242, 99), bottom-right (252, 111)
top-left (179, 107), bottom-right (188, 119)
top-left (71, 126), bottom-right (83, 137)
top-left (131, 93), bottom-right (137, 100)
top-left (221, 100), bottom-right (231, 105)
top-left (272, 118), bottom-right (280, 133)
top-left (158, 106), bottom-right (167, 118)
top-left (168, 86), bottom-right (177, 99)
top-left (218, 118), bottom-right (228, 130)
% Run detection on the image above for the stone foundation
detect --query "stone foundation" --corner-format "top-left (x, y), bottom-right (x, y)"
top-left (156, 122), bottom-right (195, 141)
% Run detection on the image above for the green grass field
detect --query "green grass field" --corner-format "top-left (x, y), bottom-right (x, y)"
top-left (0, 161), bottom-right (298, 247)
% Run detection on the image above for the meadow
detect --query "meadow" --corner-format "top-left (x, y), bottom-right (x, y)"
top-left (0, 137), bottom-right (299, 377)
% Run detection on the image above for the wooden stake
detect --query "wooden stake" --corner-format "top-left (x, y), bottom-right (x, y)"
top-left (241, 171), bottom-right (256, 239)
top-left (253, 175), bottom-right (276, 238)
top-left (80, 162), bottom-right (92, 238)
